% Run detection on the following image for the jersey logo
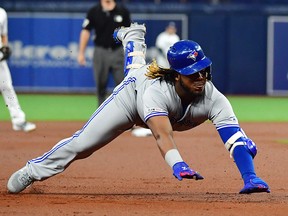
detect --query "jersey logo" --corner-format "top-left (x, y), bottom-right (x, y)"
top-left (147, 107), bottom-right (165, 113)
top-left (82, 19), bottom-right (89, 28)
top-left (187, 50), bottom-right (198, 61)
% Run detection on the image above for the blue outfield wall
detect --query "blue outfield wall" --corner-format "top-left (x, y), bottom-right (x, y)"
top-left (4, 3), bottom-right (288, 95)
top-left (8, 13), bottom-right (96, 93)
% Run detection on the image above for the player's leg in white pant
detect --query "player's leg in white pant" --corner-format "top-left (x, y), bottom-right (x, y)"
top-left (114, 23), bottom-right (152, 137)
top-left (15, 82), bottom-right (136, 180)
top-left (0, 62), bottom-right (36, 132)
top-left (0, 61), bottom-right (25, 124)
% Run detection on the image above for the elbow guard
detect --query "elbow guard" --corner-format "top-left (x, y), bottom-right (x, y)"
top-left (244, 138), bottom-right (257, 158)
top-left (224, 131), bottom-right (257, 159)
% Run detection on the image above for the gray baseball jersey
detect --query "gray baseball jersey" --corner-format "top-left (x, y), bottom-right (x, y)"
top-left (26, 36), bottom-right (239, 180)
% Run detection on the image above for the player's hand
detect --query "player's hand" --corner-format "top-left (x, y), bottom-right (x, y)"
top-left (172, 162), bottom-right (204, 181)
top-left (77, 53), bottom-right (86, 66)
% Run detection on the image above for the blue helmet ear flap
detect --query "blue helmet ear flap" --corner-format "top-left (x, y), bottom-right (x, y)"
top-left (167, 40), bottom-right (212, 76)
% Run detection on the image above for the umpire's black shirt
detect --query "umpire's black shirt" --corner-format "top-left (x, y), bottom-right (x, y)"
top-left (82, 3), bottom-right (131, 50)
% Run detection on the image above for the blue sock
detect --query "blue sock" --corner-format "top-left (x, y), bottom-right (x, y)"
top-left (233, 145), bottom-right (256, 184)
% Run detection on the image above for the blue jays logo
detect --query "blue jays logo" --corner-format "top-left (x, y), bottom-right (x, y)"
top-left (187, 50), bottom-right (198, 61)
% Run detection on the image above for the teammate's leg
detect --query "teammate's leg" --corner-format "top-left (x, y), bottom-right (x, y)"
top-left (0, 62), bottom-right (25, 124)
top-left (0, 61), bottom-right (36, 132)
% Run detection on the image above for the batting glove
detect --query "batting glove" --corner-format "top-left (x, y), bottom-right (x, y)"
top-left (172, 162), bottom-right (204, 181)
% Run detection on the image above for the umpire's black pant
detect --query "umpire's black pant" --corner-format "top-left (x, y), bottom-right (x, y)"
top-left (93, 46), bottom-right (124, 106)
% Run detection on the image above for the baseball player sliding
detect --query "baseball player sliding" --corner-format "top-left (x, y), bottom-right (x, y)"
top-left (7, 23), bottom-right (269, 194)
top-left (0, 7), bottom-right (36, 132)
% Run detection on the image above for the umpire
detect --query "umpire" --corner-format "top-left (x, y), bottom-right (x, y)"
top-left (78, 0), bottom-right (131, 105)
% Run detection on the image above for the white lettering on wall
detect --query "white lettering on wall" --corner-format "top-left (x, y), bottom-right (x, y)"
top-left (9, 40), bottom-right (93, 68)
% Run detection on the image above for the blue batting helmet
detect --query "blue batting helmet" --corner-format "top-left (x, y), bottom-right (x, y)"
top-left (167, 40), bottom-right (212, 76)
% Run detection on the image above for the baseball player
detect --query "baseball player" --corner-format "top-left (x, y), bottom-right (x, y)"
top-left (155, 21), bottom-right (180, 68)
top-left (7, 23), bottom-right (270, 194)
top-left (0, 7), bottom-right (36, 132)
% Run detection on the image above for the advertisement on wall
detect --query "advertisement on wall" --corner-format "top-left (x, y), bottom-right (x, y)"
top-left (8, 12), bottom-right (187, 93)
top-left (8, 13), bottom-right (95, 93)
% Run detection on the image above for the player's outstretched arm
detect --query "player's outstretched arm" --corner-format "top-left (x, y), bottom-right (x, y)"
top-left (217, 126), bottom-right (270, 193)
top-left (146, 116), bottom-right (204, 181)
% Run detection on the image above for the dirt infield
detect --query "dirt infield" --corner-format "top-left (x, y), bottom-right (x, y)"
top-left (0, 121), bottom-right (287, 216)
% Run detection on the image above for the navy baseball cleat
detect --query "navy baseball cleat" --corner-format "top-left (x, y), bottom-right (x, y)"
top-left (239, 177), bottom-right (270, 194)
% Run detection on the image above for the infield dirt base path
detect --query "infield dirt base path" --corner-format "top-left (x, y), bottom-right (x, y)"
top-left (0, 121), bottom-right (287, 216)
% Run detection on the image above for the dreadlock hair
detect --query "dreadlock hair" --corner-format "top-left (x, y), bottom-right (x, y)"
top-left (145, 59), bottom-right (177, 82)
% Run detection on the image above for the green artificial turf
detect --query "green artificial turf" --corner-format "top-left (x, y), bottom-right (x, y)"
top-left (0, 94), bottom-right (98, 121)
top-left (227, 96), bottom-right (288, 122)
top-left (0, 94), bottom-right (287, 122)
